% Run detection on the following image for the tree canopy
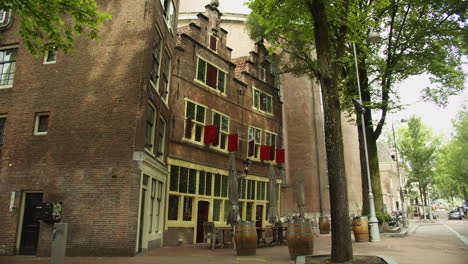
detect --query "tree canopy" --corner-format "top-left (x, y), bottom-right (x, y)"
top-left (0, 0), bottom-right (111, 56)
top-left (397, 116), bottom-right (441, 207)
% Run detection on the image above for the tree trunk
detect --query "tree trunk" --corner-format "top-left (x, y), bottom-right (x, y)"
top-left (308, 0), bottom-right (353, 262)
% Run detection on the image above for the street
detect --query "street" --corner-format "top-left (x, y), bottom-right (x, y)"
top-left (0, 217), bottom-right (466, 264)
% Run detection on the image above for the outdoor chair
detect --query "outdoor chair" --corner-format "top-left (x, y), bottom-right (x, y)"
top-left (203, 222), bottom-right (220, 250)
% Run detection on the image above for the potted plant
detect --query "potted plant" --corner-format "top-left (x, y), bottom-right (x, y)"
top-left (374, 212), bottom-right (392, 233)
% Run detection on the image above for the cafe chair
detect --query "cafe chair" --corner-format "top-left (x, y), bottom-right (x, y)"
top-left (203, 222), bottom-right (220, 250)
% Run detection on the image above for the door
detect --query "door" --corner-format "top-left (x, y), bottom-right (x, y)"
top-left (138, 189), bottom-right (147, 252)
top-left (196, 201), bottom-right (209, 243)
top-left (19, 193), bottom-right (43, 255)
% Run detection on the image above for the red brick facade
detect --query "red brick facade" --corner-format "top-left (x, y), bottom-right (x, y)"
top-left (0, 0), bottom-right (178, 256)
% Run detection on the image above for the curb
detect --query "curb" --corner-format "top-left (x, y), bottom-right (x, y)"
top-left (296, 254), bottom-right (398, 264)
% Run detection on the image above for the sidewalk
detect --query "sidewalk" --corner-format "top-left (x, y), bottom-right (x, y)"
top-left (1, 220), bottom-right (466, 264)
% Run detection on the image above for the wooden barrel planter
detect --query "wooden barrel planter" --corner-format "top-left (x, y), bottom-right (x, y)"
top-left (352, 216), bottom-right (369, 242)
top-left (318, 216), bottom-right (330, 234)
top-left (235, 221), bottom-right (257, 256)
top-left (287, 219), bottom-right (314, 260)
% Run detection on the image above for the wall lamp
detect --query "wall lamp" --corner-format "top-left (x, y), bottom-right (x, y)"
top-left (237, 159), bottom-right (252, 179)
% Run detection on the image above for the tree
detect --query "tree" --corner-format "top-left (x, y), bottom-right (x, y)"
top-left (397, 116), bottom-right (441, 213)
top-left (435, 110), bottom-right (468, 202)
top-left (0, 0), bottom-right (111, 56)
top-left (342, 0), bottom-right (467, 216)
top-left (247, 0), bottom-right (362, 262)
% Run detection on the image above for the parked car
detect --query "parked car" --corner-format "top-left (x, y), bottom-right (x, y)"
top-left (420, 213), bottom-right (438, 219)
top-left (448, 210), bottom-right (463, 220)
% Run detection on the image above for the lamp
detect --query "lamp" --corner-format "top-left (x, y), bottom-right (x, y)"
top-left (237, 159), bottom-right (252, 179)
top-left (352, 28), bottom-right (382, 242)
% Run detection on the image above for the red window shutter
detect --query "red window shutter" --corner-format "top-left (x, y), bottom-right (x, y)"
top-left (248, 140), bottom-right (255, 157)
top-left (204, 125), bottom-right (217, 144)
top-left (269, 145), bottom-right (275, 161)
top-left (260, 145), bottom-right (270, 161)
top-left (210, 36), bottom-right (217, 51)
top-left (185, 118), bottom-right (193, 138)
top-left (228, 134), bottom-right (238, 151)
top-left (276, 149), bottom-right (285, 163)
top-left (206, 63), bottom-right (218, 89)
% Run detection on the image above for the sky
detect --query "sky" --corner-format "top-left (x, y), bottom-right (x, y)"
top-left (204, 0), bottom-right (467, 139)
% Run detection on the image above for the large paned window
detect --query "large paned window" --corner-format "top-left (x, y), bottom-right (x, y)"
top-left (145, 102), bottom-right (157, 153)
top-left (0, 116), bottom-right (6, 150)
top-left (212, 111), bottom-right (229, 151)
top-left (0, 47), bottom-right (18, 88)
top-left (248, 126), bottom-right (262, 159)
top-left (196, 57), bottom-right (226, 94)
top-left (157, 116), bottom-right (166, 159)
top-left (150, 28), bottom-right (163, 90)
top-left (161, 0), bottom-right (176, 31)
top-left (159, 49), bottom-right (171, 102)
top-left (185, 100), bottom-right (206, 143)
top-left (253, 88), bottom-right (273, 114)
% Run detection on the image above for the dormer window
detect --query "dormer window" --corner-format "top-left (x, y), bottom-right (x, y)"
top-left (196, 57), bottom-right (226, 94)
top-left (209, 35), bottom-right (217, 52)
top-left (259, 66), bottom-right (266, 82)
top-left (253, 88), bottom-right (273, 114)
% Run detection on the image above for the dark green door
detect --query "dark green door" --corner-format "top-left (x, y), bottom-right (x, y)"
top-left (19, 193), bottom-right (43, 255)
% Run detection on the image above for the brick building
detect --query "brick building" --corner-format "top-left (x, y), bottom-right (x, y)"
top-left (164, 4), bottom-right (284, 246)
top-left (0, 0), bottom-right (179, 256)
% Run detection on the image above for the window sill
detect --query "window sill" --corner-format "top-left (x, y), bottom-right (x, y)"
top-left (43, 61), bottom-right (56, 65)
top-left (0, 85), bottom-right (13, 89)
top-left (33, 132), bottom-right (48, 136)
top-left (193, 79), bottom-right (226, 97)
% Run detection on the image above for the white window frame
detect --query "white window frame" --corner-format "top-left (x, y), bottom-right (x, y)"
top-left (253, 88), bottom-right (273, 115)
top-left (0, 46), bottom-right (19, 89)
top-left (195, 56), bottom-right (227, 95)
top-left (159, 48), bottom-right (171, 104)
top-left (157, 115), bottom-right (166, 161)
top-left (209, 34), bottom-right (218, 52)
top-left (211, 110), bottom-right (230, 152)
top-left (0, 10), bottom-right (7, 24)
top-left (43, 45), bottom-right (57, 64)
top-left (265, 130), bottom-right (277, 162)
top-left (34, 112), bottom-right (49, 136)
top-left (259, 66), bottom-right (266, 82)
top-left (161, 0), bottom-right (176, 33)
top-left (150, 26), bottom-right (163, 92)
top-left (184, 99), bottom-right (206, 144)
top-left (248, 126), bottom-right (262, 160)
top-left (145, 102), bottom-right (157, 154)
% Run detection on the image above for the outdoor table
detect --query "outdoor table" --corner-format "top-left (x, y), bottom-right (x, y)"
top-left (269, 226), bottom-right (287, 246)
top-left (215, 227), bottom-right (233, 248)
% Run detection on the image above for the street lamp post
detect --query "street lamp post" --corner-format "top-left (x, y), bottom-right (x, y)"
top-left (352, 41), bottom-right (380, 242)
top-left (392, 122), bottom-right (408, 227)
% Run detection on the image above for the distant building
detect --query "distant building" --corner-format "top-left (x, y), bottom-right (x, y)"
top-left (377, 142), bottom-right (407, 213)
top-left (0, 0), bottom-right (179, 256)
top-left (164, 4), bottom-right (284, 246)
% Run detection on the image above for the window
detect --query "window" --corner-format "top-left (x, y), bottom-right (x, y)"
top-left (248, 126), bottom-right (261, 159)
top-left (159, 49), bottom-right (171, 102)
top-left (145, 102), bottom-right (156, 153)
top-left (265, 131), bottom-right (277, 160)
top-left (150, 28), bottom-right (163, 90)
top-left (168, 195), bottom-right (179, 220)
top-left (0, 116), bottom-right (6, 150)
top-left (161, 0), bottom-right (176, 31)
top-left (43, 46), bottom-right (57, 64)
top-left (157, 116), bottom-right (166, 158)
top-left (196, 57), bottom-right (226, 94)
top-left (34, 112), bottom-right (49, 135)
top-left (184, 100), bottom-right (206, 143)
top-left (259, 66), bottom-right (266, 82)
top-left (155, 181), bottom-right (163, 232)
top-left (0, 47), bottom-right (18, 88)
top-left (209, 35), bottom-right (217, 52)
top-left (212, 111), bottom-right (229, 151)
top-left (213, 199), bottom-right (222, 221)
top-left (183, 197), bottom-right (193, 221)
top-left (253, 88), bottom-right (273, 114)
top-left (198, 171), bottom-right (212, 196)
top-left (0, 10), bottom-right (6, 24)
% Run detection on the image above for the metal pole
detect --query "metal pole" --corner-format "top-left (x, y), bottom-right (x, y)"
top-left (353, 42), bottom-right (380, 242)
top-left (392, 123), bottom-right (408, 227)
